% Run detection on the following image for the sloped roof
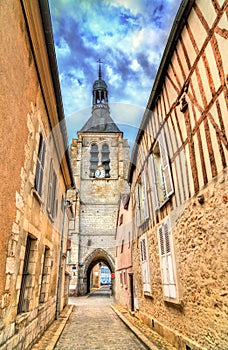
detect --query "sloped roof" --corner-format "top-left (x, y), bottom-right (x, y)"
top-left (79, 106), bottom-right (121, 133)
top-left (121, 193), bottom-right (130, 209)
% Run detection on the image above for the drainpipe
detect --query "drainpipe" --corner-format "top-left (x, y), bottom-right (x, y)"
top-left (129, 273), bottom-right (134, 314)
top-left (56, 189), bottom-right (74, 319)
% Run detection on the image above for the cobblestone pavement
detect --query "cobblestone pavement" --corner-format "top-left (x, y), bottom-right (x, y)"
top-left (54, 287), bottom-right (147, 350)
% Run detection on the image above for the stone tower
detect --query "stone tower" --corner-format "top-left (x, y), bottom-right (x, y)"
top-left (68, 62), bottom-right (130, 295)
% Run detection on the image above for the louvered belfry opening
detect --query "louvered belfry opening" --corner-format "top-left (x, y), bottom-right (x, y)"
top-left (101, 143), bottom-right (110, 177)
top-left (90, 144), bottom-right (99, 177)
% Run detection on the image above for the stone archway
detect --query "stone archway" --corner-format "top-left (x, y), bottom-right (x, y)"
top-left (82, 248), bottom-right (115, 294)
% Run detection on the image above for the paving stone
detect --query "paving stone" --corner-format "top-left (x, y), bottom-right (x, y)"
top-left (54, 288), bottom-right (147, 350)
top-left (32, 287), bottom-right (175, 350)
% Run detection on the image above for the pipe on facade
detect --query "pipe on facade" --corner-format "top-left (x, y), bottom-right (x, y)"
top-left (55, 187), bottom-right (75, 319)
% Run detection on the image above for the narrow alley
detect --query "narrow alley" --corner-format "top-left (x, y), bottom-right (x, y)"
top-left (54, 286), bottom-right (147, 350)
top-left (1, 1), bottom-right (227, 350)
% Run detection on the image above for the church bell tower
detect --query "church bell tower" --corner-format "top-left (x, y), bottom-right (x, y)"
top-left (68, 61), bottom-right (130, 295)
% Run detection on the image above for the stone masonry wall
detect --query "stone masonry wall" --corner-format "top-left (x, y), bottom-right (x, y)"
top-left (69, 131), bottom-right (130, 294)
top-left (0, 1), bottom-right (71, 349)
top-left (134, 169), bottom-right (228, 350)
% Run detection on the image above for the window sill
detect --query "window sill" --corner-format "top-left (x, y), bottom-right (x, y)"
top-left (138, 219), bottom-right (149, 232)
top-left (16, 312), bottom-right (29, 326)
top-left (38, 302), bottom-right (48, 311)
top-left (47, 211), bottom-right (54, 223)
top-left (164, 297), bottom-right (183, 307)
top-left (32, 188), bottom-right (43, 204)
top-left (158, 196), bottom-right (172, 210)
top-left (144, 291), bottom-right (153, 299)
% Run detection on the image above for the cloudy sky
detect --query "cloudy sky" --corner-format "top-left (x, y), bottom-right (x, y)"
top-left (49, 0), bottom-right (182, 149)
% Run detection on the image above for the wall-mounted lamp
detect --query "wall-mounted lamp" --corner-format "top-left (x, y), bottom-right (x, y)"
top-left (197, 194), bottom-right (205, 205)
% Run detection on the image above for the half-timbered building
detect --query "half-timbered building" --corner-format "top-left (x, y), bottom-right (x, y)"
top-left (128, 0), bottom-right (228, 349)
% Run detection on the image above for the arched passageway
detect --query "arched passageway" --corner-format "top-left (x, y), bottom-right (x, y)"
top-left (83, 248), bottom-right (115, 294)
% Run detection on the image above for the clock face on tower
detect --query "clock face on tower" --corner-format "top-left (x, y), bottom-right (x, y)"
top-left (95, 166), bottom-right (106, 179)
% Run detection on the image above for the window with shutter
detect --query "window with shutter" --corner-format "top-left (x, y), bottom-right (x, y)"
top-left (140, 235), bottom-right (151, 293)
top-left (120, 271), bottom-right (123, 287)
top-left (35, 132), bottom-right (46, 197)
top-left (158, 219), bottom-right (177, 299)
top-left (39, 247), bottom-right (51, 303)
top-left (17, 236), bottom-right (36, 314)
top-left (121, 239), bottom-right (124, 253)
top-left (135, 171), bottom-right (149, 226)
top-left (157, 130), bottom-right (174, 199)
top-left (135, 183), bottom-right (141, 226)
top-left (142, 170), bottom-right (149, 220)
top-left (148, 154), bottom-right (159, 211)
top-left (47, 160), bottom-right (57, 218)
top-left (151, 130), bottom-right (174, 208)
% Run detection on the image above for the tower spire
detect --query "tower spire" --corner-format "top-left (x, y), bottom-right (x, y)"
top-left (97, 58), bottom-right (103, 79)
top-left (79, 61), bottom-right (121, 133)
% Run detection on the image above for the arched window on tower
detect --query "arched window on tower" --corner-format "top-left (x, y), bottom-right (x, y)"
top-left (102, 143), bottom-right (110, 178)
top-left (90, 144), bottom-right (99, 178)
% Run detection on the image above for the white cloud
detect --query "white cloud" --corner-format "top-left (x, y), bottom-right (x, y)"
top-left (50, 0), bottom-right (183, 147)
top-left (108, 0), bottom-right (146, 16)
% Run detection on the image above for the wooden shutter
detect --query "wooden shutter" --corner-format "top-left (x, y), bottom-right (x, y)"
top-left (158, 221), bottom-right (177, 299)
top-left (148, 154), bottom-right (159, 210)
top-left (142, 169), bottom-right (149, 220)
top-left (47, 161), bottom-right (53, 213)
top-left (35, 133), bottom-right (46, 196)
top-left (140, 238), bottom-right (146, 261)
top-left (158, 131), bottom-right (174, 197)
top-left (164, 221), bottom-right (176, 298)
top-left (120, 271), bottom-right (123, 286)
top-left (47, 161), bottom-right (57, 217)
top-left (51, 171), bottom-right (57, 217)
top-left (135, 183), bottom-right (141, 226)
top-left (140, 236), bottom-right (151, 292)
top-left (158, 225), bottom-right (169, 297)
top-left (40, 140), bottom-right (46, 194)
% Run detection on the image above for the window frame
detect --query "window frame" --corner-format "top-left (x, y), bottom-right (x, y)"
top-left (158, 218), bottom-right (178, 301)
top-left (17, 236), bottom-right (37, 314)
top-left (47, 160), bottom-right (57, 219)
top-left (101, 143), bottom-right (110, 178)
top-left (34, 132), bottom-right (46, 197)
top-left (149, 130), bottom-right (174, 210)
top-left (89, 143), bottom-right (99, 178)
top-left (39, 247), bottom-right (51, 304)
top-left (140, 234), bottom-right (151, 293)
top-left (135, 169), bottom-right (149, 226)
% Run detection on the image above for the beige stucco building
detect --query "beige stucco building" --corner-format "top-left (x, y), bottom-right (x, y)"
top-left (127, 0), bottom-right (228, 349)
top-left (68, 64), bottom-right (130, 295)
top-left (115, 194), bottom-right (134, 312)
top-left (0, 1), bottom-right (74, 349)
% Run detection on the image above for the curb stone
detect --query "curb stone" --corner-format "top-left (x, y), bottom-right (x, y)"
top-left (111, 304), bottom-right (176, 350)
top-left (32, 305), bottom-right (73, 350)
top-left (111, 305), bottom-right (158, 350)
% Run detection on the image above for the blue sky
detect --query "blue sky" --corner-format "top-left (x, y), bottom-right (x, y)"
top-left (49, 0), bottom-right (182, 149)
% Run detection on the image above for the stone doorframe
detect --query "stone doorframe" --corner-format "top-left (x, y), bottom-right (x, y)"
top-left (80, 248), bottom-right (115, 294)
